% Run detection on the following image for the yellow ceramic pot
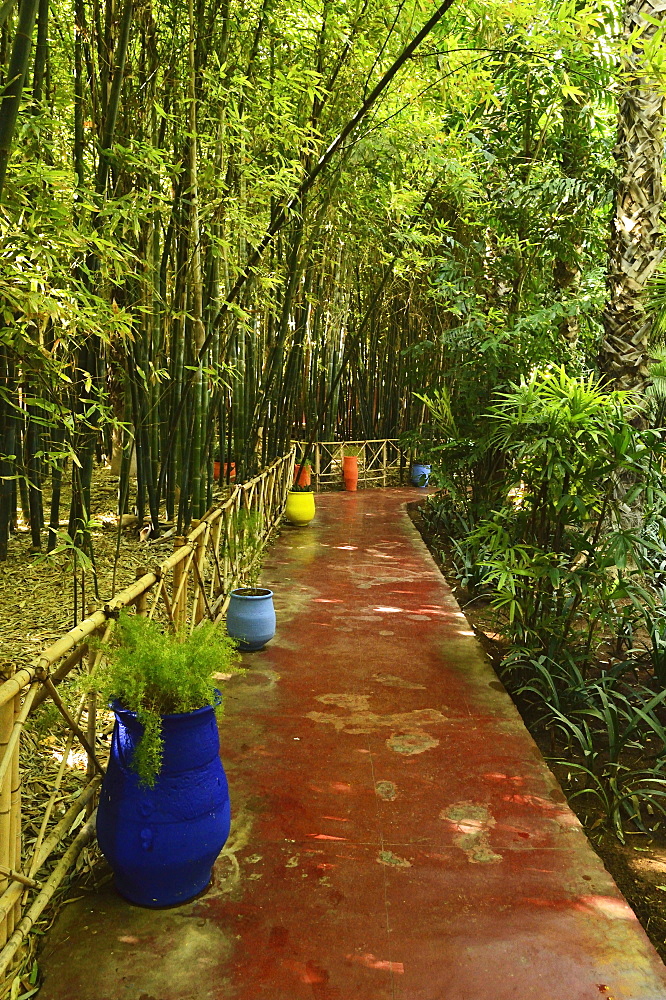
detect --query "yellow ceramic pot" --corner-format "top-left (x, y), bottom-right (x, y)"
top-left (285, 490), bottom-right (316, 526)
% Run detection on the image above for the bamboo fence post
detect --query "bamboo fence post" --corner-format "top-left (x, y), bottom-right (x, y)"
top-left (383, 440), bottom-right (387, 486)
top-left (0, 693), bottom-right (12, 947)
top-left (9, 691), bottom-right (20, 933)
top-left (0, 814), bottom-right (97, 979)
top-left (232, 492), bottom-right (242, 585)
top-left (85, 633), bottom-right (98, 820)
top-left (134, 569), bottom-right (148, 616)
top-left (211, 515), bottom-right (223, 599)
top-left (191, 520), bottom-right (207, 625)
top-left (0, 685), bottom-right (38, 795)
top-left (258, 478), bottom-right (265, 539)
top-left (314, 443), bottom-right (320, 491)
top-left (172, 537), bottom-right (187, 629)
top-left (222, 508), bottom-right (231, 593)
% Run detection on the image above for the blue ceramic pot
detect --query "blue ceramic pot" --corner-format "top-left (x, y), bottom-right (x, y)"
top-left (96, 701), bottom-right (230, 908)
top-left (226, 587), bottom-right (276, 651)
top-left (411, 463), bottom-right (431, 487)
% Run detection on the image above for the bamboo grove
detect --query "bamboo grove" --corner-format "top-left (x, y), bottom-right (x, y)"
top-left (0, 0), bottom-right (664, 560)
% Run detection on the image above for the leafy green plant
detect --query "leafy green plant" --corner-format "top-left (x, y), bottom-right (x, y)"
top-left (501, 648), bottom-right (590, 722)
top-left (561, 761), bottom-right (666, 843)
top-left (399, 426), bottom-right (436, 465)
top-left (551, 683), bottom-right (666, 767)
top-left (90, 612), bottom-right (242, 787)
top-left (638, 607), bottom-right (666, 687)
top-left (467, 368), bottom-right (666, 656)
top-left (414, 388), bottom-right (457, 437)
top-left (512, 656), bottom-right (666, 839)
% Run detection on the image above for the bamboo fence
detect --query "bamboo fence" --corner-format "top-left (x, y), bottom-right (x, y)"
top-left (293, 439), bottom-right (405, 490)
top-left (0, 438), bottom-right (407, 981)
top-left (0, 447), bottom-right (296, 980)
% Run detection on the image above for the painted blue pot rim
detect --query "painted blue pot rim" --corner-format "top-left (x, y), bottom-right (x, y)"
top-left (230, 587), bottom-right (273, 599)
top-left (110, 688), bottom-right (222, 720)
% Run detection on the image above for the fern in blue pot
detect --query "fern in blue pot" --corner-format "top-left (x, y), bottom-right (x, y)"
top-left (91, 613), bottom-right (243, 908)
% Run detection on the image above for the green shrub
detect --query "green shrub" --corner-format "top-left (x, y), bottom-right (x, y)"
top-left (90, 612), bottom-right (242, 786)
top-left (469, 367), bottom-right (665, 655)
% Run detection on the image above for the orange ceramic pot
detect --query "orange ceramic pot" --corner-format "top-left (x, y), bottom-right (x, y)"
top-left (214, 462), bottom-right (236, 481)
top-left (343, 455), bottom-right (358, 492)
top-left (294, 466), bottom-right (311, 488)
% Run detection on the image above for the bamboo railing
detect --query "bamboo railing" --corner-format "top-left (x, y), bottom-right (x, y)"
top-left (0, 447), bottom-right (296, 982)
top-left (293, 439), bottom-right (405, 490)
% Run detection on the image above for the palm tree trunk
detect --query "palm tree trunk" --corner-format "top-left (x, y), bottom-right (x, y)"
top-left (600, 0), bottom-right (666, 391)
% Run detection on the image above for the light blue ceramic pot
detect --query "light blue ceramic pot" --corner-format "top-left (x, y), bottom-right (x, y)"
top-left (226, 587), bottom-right (276, 651)
top-left (410, 463), bottom-right (431, 487)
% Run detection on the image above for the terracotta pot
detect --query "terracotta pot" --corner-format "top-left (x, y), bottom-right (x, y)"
top-left (214, 462), bottom-right (236, 481)
top-left (294, 466), bottom-right (311, 487)
top-left (343, 455), bottom-right (358, 491)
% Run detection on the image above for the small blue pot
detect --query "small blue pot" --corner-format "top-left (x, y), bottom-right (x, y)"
top-left (226, 587), bottom-right (276, 651)
top-left (411, 463), bottom-right (431, 487)
top-left (96, 700), bottom-right (230, 908)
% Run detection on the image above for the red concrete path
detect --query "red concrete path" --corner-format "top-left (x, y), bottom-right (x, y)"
top-left (38, 489), bottom-right (666, 1000)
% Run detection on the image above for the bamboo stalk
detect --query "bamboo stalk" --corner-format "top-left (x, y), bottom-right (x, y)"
top-left (0, 0), bottom-right (41, 199)
top-left (190, 540), bottom-right (215, 624)
top-left (157, 579), bottom-right (176, 626)
top-left (171, 537), bottom-right (187, 630)
top-left (0, 885), bottom-right (21, 933)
